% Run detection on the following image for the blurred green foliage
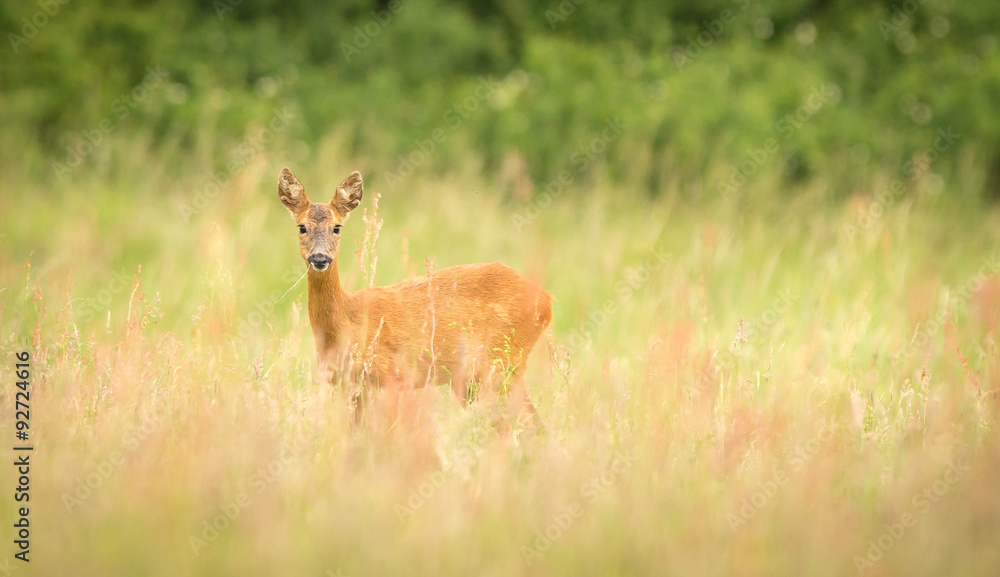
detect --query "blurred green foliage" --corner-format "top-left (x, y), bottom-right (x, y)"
top-left (2, 0), bottom-right (999, 197)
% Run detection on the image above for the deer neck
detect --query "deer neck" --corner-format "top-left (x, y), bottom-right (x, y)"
top-left (307, 258), bottom-right (350, 351)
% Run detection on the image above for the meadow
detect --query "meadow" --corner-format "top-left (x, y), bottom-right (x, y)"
top-left (2, 134), bottom-right (999, 576)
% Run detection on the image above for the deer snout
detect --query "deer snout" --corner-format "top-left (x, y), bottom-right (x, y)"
top-left (307, 254), bottom-right (332, 271)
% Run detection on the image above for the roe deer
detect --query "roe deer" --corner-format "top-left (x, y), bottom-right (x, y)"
top-left (277, 168), bottom-right (552, 428)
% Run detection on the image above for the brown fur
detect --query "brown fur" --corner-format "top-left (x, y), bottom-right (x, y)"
top-left (278, 168), bottom-right (552, 425)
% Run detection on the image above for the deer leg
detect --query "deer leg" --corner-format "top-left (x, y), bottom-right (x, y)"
top-left (478, 364), bottom-right (543, 438)
top-left (505, 373), bottom-right (544, 436)
top-left (450, 371), bottom-right (472, 405)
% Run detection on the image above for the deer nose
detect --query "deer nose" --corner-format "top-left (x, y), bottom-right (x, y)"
top-left (307, 254), bottom-right (332, 270)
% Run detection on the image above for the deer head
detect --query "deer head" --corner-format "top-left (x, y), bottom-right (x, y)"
top-left (278, 167), bottom-right (364, 272)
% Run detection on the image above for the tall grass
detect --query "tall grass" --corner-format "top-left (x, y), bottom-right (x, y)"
top-left (1, 144), bottom-right (999, 576)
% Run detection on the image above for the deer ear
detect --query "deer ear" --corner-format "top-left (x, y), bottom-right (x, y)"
top-left (332, 171), bottom-right (363, 215)
top-left (278, 167), bottom-right (310, 217)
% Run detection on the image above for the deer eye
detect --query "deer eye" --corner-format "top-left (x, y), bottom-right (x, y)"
top-left (298, 225), bottom-right (307, 234)
top-left (333, 225), bottom-right (342, 234)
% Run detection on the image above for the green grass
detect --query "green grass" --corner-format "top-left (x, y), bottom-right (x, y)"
top-left (2, 147), bottom-right (1000, 576)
